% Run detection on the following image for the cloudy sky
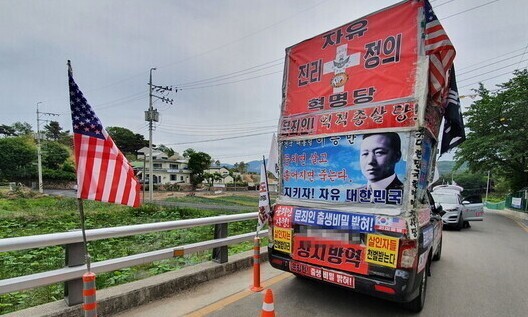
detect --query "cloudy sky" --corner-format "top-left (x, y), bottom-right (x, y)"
top-left (1, 0), bottom-right (526, 164)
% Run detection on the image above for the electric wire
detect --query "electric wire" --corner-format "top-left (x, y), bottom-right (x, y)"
top-left (441, 0), bottom-right (500, 20)
top-left (164, 131), bottom-right (275, 146)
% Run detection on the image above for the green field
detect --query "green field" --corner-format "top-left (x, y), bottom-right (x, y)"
top-left (0, 189), bottom-right (262, 314)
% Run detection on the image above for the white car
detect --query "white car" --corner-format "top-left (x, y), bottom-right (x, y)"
top-left (431, 185), bottom-right (484, 230)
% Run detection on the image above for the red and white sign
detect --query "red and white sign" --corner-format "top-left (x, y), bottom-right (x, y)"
top-left (292, 237), bottom-right (368, 275)
top-left (289, 261), bottom-right (356, 288)
top-left (282, 0), bottom-right (421, 128)
top-left (280, 102), bottom-right (417, 138)
top-left (273, 205), bottom-right (294, 228)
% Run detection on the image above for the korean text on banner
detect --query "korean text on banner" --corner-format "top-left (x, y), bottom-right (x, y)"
top-left (281, 134), bottom-right (408, 205)
top-left (257, 161), bottom-right (271, 232)
top-left (281, 0), bottom-right (420, 131)
top-left (68, 61), bottom-right (140, 207)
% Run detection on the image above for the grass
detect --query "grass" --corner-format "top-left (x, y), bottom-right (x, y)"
top-left (0, 190), bottom-right (264, 314)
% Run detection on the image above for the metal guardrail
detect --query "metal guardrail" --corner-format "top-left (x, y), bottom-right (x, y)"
top-left (152, 200), bottom-right (255, 212)
top-left (0, 212), bottom-right (267, 307)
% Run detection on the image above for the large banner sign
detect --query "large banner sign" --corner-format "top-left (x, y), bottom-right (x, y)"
top-left (292, 236), bottom-right (368, 275)
top-left (282, 133), bottom-right (409, 205)
top-left (280, 102), bottom-right (417, 138)
top-left (282, 1), bottom-right (420, 127)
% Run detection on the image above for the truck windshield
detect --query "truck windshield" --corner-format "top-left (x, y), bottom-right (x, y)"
top-left (431, 193), bottom-right (459, 204)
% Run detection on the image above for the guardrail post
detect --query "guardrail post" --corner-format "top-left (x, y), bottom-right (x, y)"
top-left (212, 223), bottom-right (228, 263)
top-left (64, 241), bottom-right (86, 306)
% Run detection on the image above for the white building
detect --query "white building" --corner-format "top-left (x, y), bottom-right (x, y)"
top-left (136, 149), bottom-right (191, 185)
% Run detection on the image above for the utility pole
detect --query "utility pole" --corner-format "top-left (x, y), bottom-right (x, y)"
top-left (485, 170), bottom-right (490, 203)
top-left (144, 68), bottom-right (175, 202)
top-left (36, 102), bottom-right (60, 193)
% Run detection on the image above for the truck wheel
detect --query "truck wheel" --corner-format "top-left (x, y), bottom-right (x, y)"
top-left (432, 237), bottom-right (442, 261)
top-left (402, 269), bottom-right (428, 312)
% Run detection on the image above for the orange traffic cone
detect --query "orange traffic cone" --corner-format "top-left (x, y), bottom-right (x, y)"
top-left (260, 289), bottom-right (275, 317)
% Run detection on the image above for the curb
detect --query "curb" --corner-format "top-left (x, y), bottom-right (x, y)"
top-left (4, 248), bottom-right (268, 317)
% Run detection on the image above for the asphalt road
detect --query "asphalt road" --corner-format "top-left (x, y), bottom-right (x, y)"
top-left (203, 210), bottom-right (528, 317)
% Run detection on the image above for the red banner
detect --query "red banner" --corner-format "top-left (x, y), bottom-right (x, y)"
top-left (273, 205), bottom-right (294, 228)
top-left (292, 236), bottom-right (368, 275)
top-left (280, 102), bottom-right (417, 138)
top-left (282, 1), bottom-right (420, 124)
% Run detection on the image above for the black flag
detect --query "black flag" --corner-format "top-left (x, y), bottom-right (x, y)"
top-left (440, 66), bottom-right (466, 154)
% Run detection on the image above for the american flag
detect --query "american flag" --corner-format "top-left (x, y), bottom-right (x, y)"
top-left (68, 61), bottom-right (140, 207)
top-left (424, 0), bottom-right (455, 106)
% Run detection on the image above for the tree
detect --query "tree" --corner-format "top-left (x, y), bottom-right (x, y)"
top-left (156, 144), bottom-right (175, 157)
top-left (106, 126), bottom-right (148, 155)
top-left (0, 124), bottom-right (16, 137)
top-left (11, 122), bottom-right (33, 136)
top-left (455, 70), bottom-right (528, 192)
top-left (0, 136), bottom-right (36, 180)
top-left (188, 151), bottom-right (212, 189)
top-left (203, 172), bottom-right (222, 189)
top-left (42, 142), bottom-right (70, 169)
top-left (44, 121), bottom-right (69, 141)
top-left (233, 161), bottom-right (248, 174)
top-left (183, 148), bottom-right (196, 158)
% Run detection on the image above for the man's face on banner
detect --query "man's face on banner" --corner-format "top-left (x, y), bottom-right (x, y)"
top-left (360, 134), bottom-right (400, 182)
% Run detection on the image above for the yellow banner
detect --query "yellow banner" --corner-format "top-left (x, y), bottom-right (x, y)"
top-left (273, 227), bottom-right (293, 253)
top-left (365, 234), bottom-right (399, 268)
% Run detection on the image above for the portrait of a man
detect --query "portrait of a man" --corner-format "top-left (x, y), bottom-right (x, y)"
top-left (360, 132), bottom-right (403, 191)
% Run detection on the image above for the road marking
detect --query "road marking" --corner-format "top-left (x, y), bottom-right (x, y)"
top-left (502, 214), bottom-right (528, 233)
top-left (185, 272), bottom-right (292, 317)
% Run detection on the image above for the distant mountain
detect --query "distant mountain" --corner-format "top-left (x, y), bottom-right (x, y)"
top-left (437, 161), bottom-right (467, 176)
top-left (247, 160), bottom-right (260, 173)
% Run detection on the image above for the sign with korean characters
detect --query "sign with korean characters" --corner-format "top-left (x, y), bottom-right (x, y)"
top-left (289, 261), bottom-right (356, 288)
top-left (273, 205), bottom-right (294, 228)
top-left (273, 227), bottom-right (293, 253)
top-left (282, 133), bottom-right (409, 205)
top-left (292, 236), bottom-right (368, 275)
top-left (280, 102), bottom-right (417, 138)
top-left (293, 207), bottom-right (375, 232)
top-left (366, 234), bottom-right (399, 268)
top-left (281, 0), bottom-right (420, 120)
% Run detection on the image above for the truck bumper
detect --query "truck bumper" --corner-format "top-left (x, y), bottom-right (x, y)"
top-left (269, 250), bottom-right (422, 303)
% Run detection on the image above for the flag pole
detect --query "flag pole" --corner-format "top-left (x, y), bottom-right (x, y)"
top-left (76, 198), bottom-right (91, 272)
top-left (262, 155), bottom-right (273, 210)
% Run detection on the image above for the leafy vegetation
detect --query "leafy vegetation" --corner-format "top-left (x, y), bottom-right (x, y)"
top-left (0, 192), bottom-right (262, 314)
top-left (456, 69), bottom-right (528, 192)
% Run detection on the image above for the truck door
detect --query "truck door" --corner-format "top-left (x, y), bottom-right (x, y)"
top-left (462, 195), bottom-right (484, 221)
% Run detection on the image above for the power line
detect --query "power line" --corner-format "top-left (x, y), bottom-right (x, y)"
top-left (458, 59), bottom-right (527, 83)
top-left (435, 0), bottom-right (456, 8)
top-left (517, 42), bottom-right (528, 70)
top-left (156, 0), bottom-right (329, 72)
top-left (175, 59), bottom-right (283, 88)
top-left (442, 0), bottom-right (501, 20)
top-left (457, 47), bottom-right (528, 71)
top-left (459, 69), bottom-right (522, 89)
top-left (164, 131), bottom-right (274, 146)
top-left (178, 70), bottom-right (282, 90)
